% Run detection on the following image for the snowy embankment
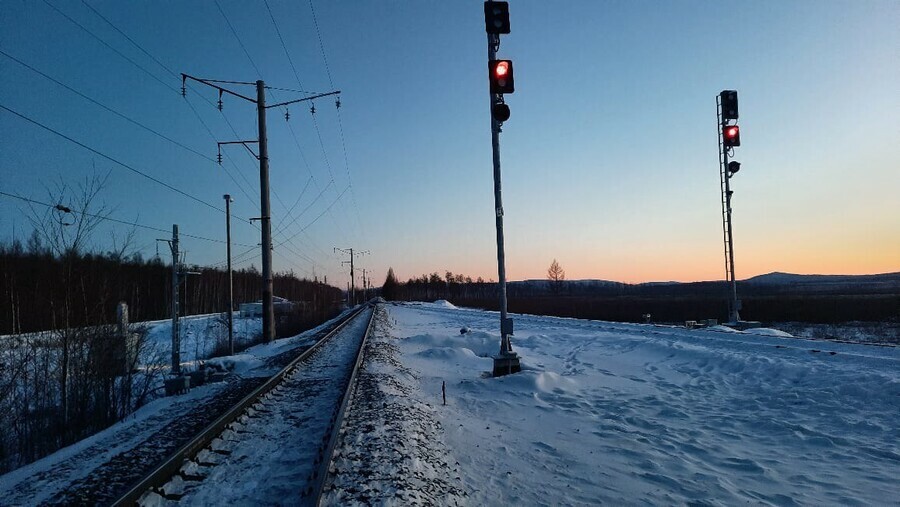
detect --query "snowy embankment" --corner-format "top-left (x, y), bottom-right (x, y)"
top-left (367, 302), bottom-right (899, 505)
top-left (0, 312), bottom-right (346, 503)
top-left (140, 312), bottom-right (262, 366)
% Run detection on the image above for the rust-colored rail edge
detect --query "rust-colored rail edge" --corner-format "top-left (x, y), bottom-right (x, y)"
top-left (110, 304), bottom-right (372, 507)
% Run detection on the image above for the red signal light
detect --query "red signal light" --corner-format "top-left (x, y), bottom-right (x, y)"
top-left (488, 59), bottom-right (515, 94)
top-left (495, 61), bottom-right (509, 77)
top-left (723, 124), bottom-right (741, 147)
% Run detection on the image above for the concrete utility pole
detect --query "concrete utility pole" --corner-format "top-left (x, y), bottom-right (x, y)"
top-left (335, 247), bottom-right (368, 306)
top-left (182, 73), bottom-right (340, 344)
top-left (361, 268), bottom-right (369, 302)
top-left (256, 80), bottom-right (275, 343)
top-left (171, 225), bottom-right (180, 374)
top-left (224, 194), bottom-right (234, 355)
top-left (158, 225), bottom-right (181, 375)
top-left (485, 0), bottom-right (520, 376)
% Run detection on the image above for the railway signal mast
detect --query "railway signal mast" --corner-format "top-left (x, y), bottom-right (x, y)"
top-left (484, 1), bottom-right (520, 376)
top-left (718, 90), bottom-right (742, 325)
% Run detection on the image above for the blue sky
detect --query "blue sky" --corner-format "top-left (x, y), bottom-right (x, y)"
top-left (1, 0), bottom-right (898, 289)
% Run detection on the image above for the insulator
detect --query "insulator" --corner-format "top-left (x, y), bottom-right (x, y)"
top-left (217, 153), bottom-right (222, 165)
top-left (217, 99), bottom-right (223, 111)
top-left (181, 86), bottom-right (186, 97)
top-left (335, 98), bottom-right (341, 109)
top-left (285, 109), bottom-right (290, 121)
top-left (310, 104), bottom-right (316, 115)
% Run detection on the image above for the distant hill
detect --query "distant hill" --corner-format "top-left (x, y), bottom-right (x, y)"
top-left (744, 271), bottom-right (900, 286)
top-left (513, 279), bottom-right (622, 289)
top-left (508, 272), bottom-right (900, 297)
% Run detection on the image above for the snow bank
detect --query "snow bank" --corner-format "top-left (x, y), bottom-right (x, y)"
top-left (432, 299), bottom-right (457, 309)
top-left (745, 327), bottom-right (793, 337)
top-left (386, 303), bottom-right (900, 505)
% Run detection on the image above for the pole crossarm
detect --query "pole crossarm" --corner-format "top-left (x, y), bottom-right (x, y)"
top-left (218, 140), bottom-right (260, 161)
top-left (334, 248), bottom-right (368, 306)
top-left (266, 90), bottom-right (340, 109)
top-left (182, 73), bottom-right (339, 109)
top-left (182, 73), bottom-right (257, 102)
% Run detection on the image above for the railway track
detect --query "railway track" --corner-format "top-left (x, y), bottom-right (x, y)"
top-left (101, 303), bottom-right (375, 506)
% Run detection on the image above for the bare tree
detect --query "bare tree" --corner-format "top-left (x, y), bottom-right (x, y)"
top-left (26, 170), bottom-right (113, 258)
top-left (548, 259), bottom-right (565, 294)
top-left (24, 169), bottom-right (113, 430)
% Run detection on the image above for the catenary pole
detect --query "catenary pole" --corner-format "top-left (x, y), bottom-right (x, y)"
top-left (180, 73), bottom-right (339, 342)
top-left (170, 224), bottom-right (180, 375)
top-left (257, 80), bottom-right (275, 343)
top-left (224, 194), bottom-right (234, 354)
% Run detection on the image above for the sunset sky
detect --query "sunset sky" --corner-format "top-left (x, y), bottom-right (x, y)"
top-left (1, 0), bottom-right (897, 288)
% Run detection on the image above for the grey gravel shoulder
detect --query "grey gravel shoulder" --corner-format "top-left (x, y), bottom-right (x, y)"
top-left (321, 304), bottom-right (467, 506)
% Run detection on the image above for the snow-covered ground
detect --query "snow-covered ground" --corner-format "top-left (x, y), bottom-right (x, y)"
top-left (0, 313), bottom-right (339, 504)
top-left (370, 301), bottom-right (899, 505)
top-left (4, 302), bottom-right (897, 505)
top-left (140, 312), bottom-right (262, 366)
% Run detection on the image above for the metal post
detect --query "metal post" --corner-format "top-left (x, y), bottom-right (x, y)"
top-left (224, 194), bottom-right (234, 355)
top-left (722, 146), bottom-right (739, 324)
top-left (361, 268), bottom-right (368, 302)
top-left (349, 248), bottom-right (355, 305)
top-left (257, 80), bottom-right (275, 343)
top-left (718, 97), bottom-right (740, 325)
top-left (487, 25), bottom-right (519, 376)
top-left (171, 224), bottom-right (180, 375)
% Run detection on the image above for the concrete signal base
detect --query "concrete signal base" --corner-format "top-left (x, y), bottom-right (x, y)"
top-left (164, 375), bottom-right (191, 396)
top-left (726, 320), bottom-right (762, 331)
top-left (493, 352), bottom-right (521, 377)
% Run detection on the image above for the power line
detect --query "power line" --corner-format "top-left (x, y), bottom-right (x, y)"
top-left (0, 47), bottom-right (216, 164)
top-left (259, 2), bottom-right (354, 252)
top-left (273, 176), bottom-right (313, 235)
top-left (307, 0), bottom-right (335, 89)
top-left (40, 0), bottom-right (264, 214)
top-left (79, 0), bottom-right (178, 78)
top-left (265, 85), bottom-right (325, 94)
top-left (263, 0), bottom-right (303, 89)
top-left (75, 0), bottom-right (261, 207)
top-left (40, 0), bottom-right (179, 95)
top-left (306, 0), bottom-right (368, 246)
top-left (214, 0), bottom-right (264, 78)
top-left (212, 2), bottom-right (343, 271)
top-left (0, 189), bottom-right (254, 247)
top-left (208, 244), bottom-right (257, 269)
top-left (276, 185), bottom-right (349, 247)
top-left (182, 95), bottom-right (260, 208)
top-left (0, 102), bottom-right (227, 216)
top-left (272, 179), bottom-right (333, 239)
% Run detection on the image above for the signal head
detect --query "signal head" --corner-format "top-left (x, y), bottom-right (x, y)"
top-left (492, 103), bottom-right (511, 122)
top-left (727, 161), bottom-right (741, 175)
top-left (720, 90), bottom-right (739, 120)
top-left (484, 1), bottom-right (511, 34)
top-left (723, 124), bottom-right (741, 147)
top-left (489, 59), bottom-right (515, 94)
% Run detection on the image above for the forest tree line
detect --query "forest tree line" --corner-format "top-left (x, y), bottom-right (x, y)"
top-left (380, 267), bottom-right (899, 324)
top-left (0, 236), bottom-right (343, 335)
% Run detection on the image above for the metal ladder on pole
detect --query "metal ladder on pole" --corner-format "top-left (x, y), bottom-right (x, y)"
top-left (717, 97), bottom-right (737, 322)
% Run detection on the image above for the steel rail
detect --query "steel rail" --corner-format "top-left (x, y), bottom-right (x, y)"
top-left (111, 304), bottom-right (372, 506)
top-left (308, 302), bottom-right (377, 504)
